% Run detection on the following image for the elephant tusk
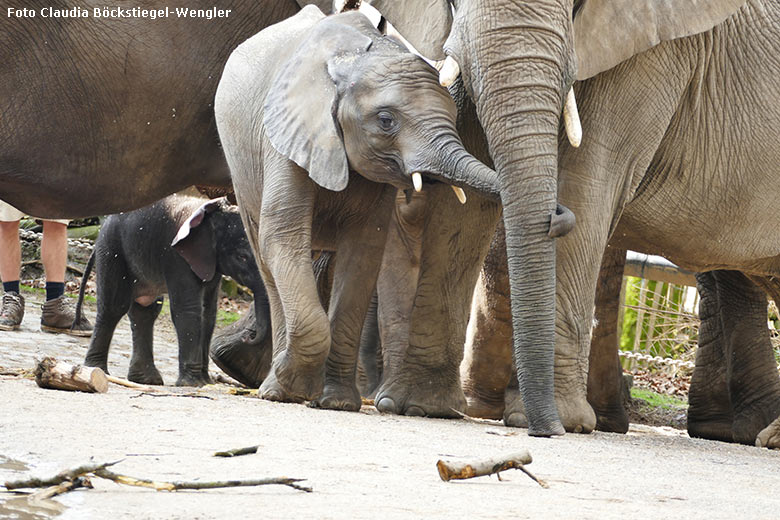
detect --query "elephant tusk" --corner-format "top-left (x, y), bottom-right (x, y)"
top-left (438, 56), bottom-right (460, 87)
top-left (451, 186), bottom-right (467, 204)
top-left (412, 172), bottom-right (423, 192)
top-left (563, 87), bottom-right (582, 148)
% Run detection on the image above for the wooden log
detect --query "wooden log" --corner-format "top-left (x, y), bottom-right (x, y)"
top-left (213, 446), bottom-right (258, 458)
top-left (5, 461), bottom-right (118, 490)
top-left (34, 357), bottom-right (108, 393)
top-left (436, 451), bottom-right (533, 482)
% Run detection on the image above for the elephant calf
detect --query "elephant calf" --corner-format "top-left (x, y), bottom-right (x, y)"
top-left (77, 195), bottom-right (265, 386)
top-left (215, 7), bottom-right (497, 411)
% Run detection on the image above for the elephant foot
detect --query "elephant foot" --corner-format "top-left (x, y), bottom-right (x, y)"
top-left (687, 412), bottom-right (734, 443)
top-left (176, 372), bottom-right (212, 387)
top-left (503, 388), bottom-right (596, 434)
top-left (309, 381), bottom-right (361, 412)
top-left (83, 356), bottom-right (109, 375)
top-left (463, 391), bottom-right (505, 420)
top-left (375, 374), bottom-right (466, 418)
top-left (592, 405), bottom-right (629, 434)
top-left (259, 351), bottom-right (324, 403)
top-left (732, 396), bottom-right (780, 446)
top-left (128, 365), bottom-right (164, 386)
top-left (756, 416), bottom-right (780, 448)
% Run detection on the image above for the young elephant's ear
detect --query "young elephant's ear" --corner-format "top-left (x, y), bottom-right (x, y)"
top-left (363, 0), bottom-right (452, 60)
top-left (574, 0), bottom-right (746, 80)
top-left (171, 198), bottom-right (225, 282)
top-left (263, 14), bottom-right (373, 192)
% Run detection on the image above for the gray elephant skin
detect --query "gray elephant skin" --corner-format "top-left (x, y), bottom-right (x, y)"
top-left (0, 0), bottom-right (336, 219)
top-left (364, 0), bottom-right (780, 442)
top-left (77, 195), bottom-right (265, 387)
top-left (214, 6), bottom-right (497, 411)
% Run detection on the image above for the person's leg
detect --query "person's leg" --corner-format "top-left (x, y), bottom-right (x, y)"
top-left (0, 204), bottom-right (24, 330)
top-left (40, 220), bottom-right (67, 300)
top-left (39, 219), bottom-right (92, 335)
top-left (0, 220), bottom-right (21, 290)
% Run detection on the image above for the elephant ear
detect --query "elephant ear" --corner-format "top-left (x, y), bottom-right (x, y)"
top-left (574, 0), bottom-right (747, 80)
top-left (363, 0), bottom-right (451, 60)
top-left (171, 198), bottom-right (225, 282)
top-left (263, 13), bottom-right (374, 192)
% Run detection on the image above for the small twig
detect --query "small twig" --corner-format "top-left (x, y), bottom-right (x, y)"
top-left (94, 469), bottom-right (311, 492)
top-left (130, 392), bottom-right (214, 400)
top-left (106, 375), bottom-right (155, 391)
top-left (517, 465), bottom-right (549, 489)
top-left (4, 461), bottom-right (120, 490)
top-left (213, 446), bottom-right (258, 458)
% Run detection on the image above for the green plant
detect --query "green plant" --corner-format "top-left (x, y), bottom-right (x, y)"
top-left (217, 309), bottom-right (240, 327)
top-left (630, 388), bottom-right (687, 410)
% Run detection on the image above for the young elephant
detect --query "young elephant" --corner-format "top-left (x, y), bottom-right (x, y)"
top-left (215, 7), bottom-right (497, 410)
top-left (78, 195), bottom-right (265, 386)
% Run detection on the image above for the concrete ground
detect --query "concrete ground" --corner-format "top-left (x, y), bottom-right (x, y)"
top-left (1, 293), bottom-right (779, 519)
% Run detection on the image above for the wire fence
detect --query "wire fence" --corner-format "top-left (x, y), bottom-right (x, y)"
top-left (618, 276), bottom-right (780, 375)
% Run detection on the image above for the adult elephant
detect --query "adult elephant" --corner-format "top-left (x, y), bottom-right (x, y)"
top-left (0, 0), bottom-right (331, 218)
top-left (367, 0), bottom-right (761, 436)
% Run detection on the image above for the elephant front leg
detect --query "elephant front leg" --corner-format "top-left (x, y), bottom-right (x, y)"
top-left (587, 246), bottom-right (630, 433)
top-left (257, 180), bottom-right (329, 403)
top-left (167, 282), bottom-right (212, 387)
top-left (311, 188), bottom-right (395, 412)
top-left (461, 223), bottom-right (513, 420)
top-left (127, 298), bottom-right (164, 385)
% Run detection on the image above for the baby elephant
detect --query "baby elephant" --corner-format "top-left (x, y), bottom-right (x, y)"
top-left (215, 7), bottom-right (498, 410)
top-left (78, 195), bottom-right (265, 386)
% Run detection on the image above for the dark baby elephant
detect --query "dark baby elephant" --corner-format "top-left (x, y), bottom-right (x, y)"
top-left (77, 195), bottom-right (265, 386)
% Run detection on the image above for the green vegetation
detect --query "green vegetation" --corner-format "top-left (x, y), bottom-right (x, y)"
top-left (21, 284), bottom-right (97, 304)
top-left (217, 309), bottom-right (241, 327)
top-left (630, 387), bottom-right (687, 409)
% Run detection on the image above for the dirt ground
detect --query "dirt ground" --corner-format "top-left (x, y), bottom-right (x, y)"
top-left (1, 293), bottom-right (779, 519)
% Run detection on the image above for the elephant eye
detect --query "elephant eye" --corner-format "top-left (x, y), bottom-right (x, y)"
top-left (377, 111), bottom-right (395, 132)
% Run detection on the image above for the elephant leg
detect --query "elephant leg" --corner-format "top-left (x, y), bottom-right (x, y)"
top-left (587, 246), bottom-right (629, 433)
top-left (373, 190), bottom-right (427, 414)
top-left (199, 280), bottom-right (219, 383)
top-left (312, 187), bottom-right (394, 411)
top-left (687, 271), bottom-right (734, 442)
top-left (715, 271), bottom-right (780, 445)
top-left (257, 178), bottom-right (328, 403)
top-left (83, 255), bottom-right (132, 373)
top-left (375, 184), bottom-right (500, 418)
top-left (357, 291), bottom-right (381, 397)
top-left (461, 222), bottom-right (513, 420)
top-left (167, 280), bottom-right (211, 387)
top-left (126, 298), bottom-right (164, 385)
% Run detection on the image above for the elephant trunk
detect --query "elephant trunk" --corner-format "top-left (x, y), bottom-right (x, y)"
top-left (470, 8), bottom-right (573, 437)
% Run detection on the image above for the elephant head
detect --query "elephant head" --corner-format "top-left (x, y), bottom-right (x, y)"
top-left (364, 0), bottom-right (747, 436)
top-left (263, 9), bottom-right (499, 202)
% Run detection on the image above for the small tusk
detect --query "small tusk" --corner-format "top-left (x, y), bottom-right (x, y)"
top-left (412, 172), bottom-right (423, 192)
top-left (439, 56), bottom-right (461, 87)
top-left (563, 87), bottom-right (582, 148)
top-left (451, 186), bottom-right (467, 204)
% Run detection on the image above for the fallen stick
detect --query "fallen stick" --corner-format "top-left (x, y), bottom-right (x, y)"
top-left (34, 357), bottom-right (108, 393)
top-left (130, 392), bottom-right (214, 400)
top-left (213, 446), bottom-right (258, 457)
top-left (106, 375), bottom-right (155, 391)
top-left (28, 476), bottom-right (91, 502)
top-left (437, 451), bottom-right (545, 486)
top-left (4, 461), bottom-right (119, 490)
top-left (94, 469), bottom-right (311, 492)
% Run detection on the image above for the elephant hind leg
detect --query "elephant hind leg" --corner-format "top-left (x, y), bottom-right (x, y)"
top-left (127, 298), bottom-right (164, 385)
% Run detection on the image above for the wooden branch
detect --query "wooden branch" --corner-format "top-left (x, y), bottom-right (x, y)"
top-left (94, 469), bottom-right (311, 492)
top-left (213, 446), bottom-right (258, 457)
top-left (436, 451), bottom-right (535, 482)
top-left (28, 476), bottom-right (91, 501)
top-left (130, 392), bottom-right (214, 400)
top-left (4, 461), bottom-right (119, 490)
top-left (106, 375), bottom-right (155, 391)
top-left (34, 357), bottom-right (108, 393)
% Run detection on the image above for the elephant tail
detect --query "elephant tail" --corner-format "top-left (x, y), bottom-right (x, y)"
top-left (72, 250), bottom-right (95, 332)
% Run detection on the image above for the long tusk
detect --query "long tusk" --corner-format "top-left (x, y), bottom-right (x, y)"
top-left (451, 186), bottom-right (467, 204)
top-left (412, 172), bottom-right (423, 192)
top-left (563, 87), bottom-right (582, 148)
top-left (438, 56), bottom-right (460, 87)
